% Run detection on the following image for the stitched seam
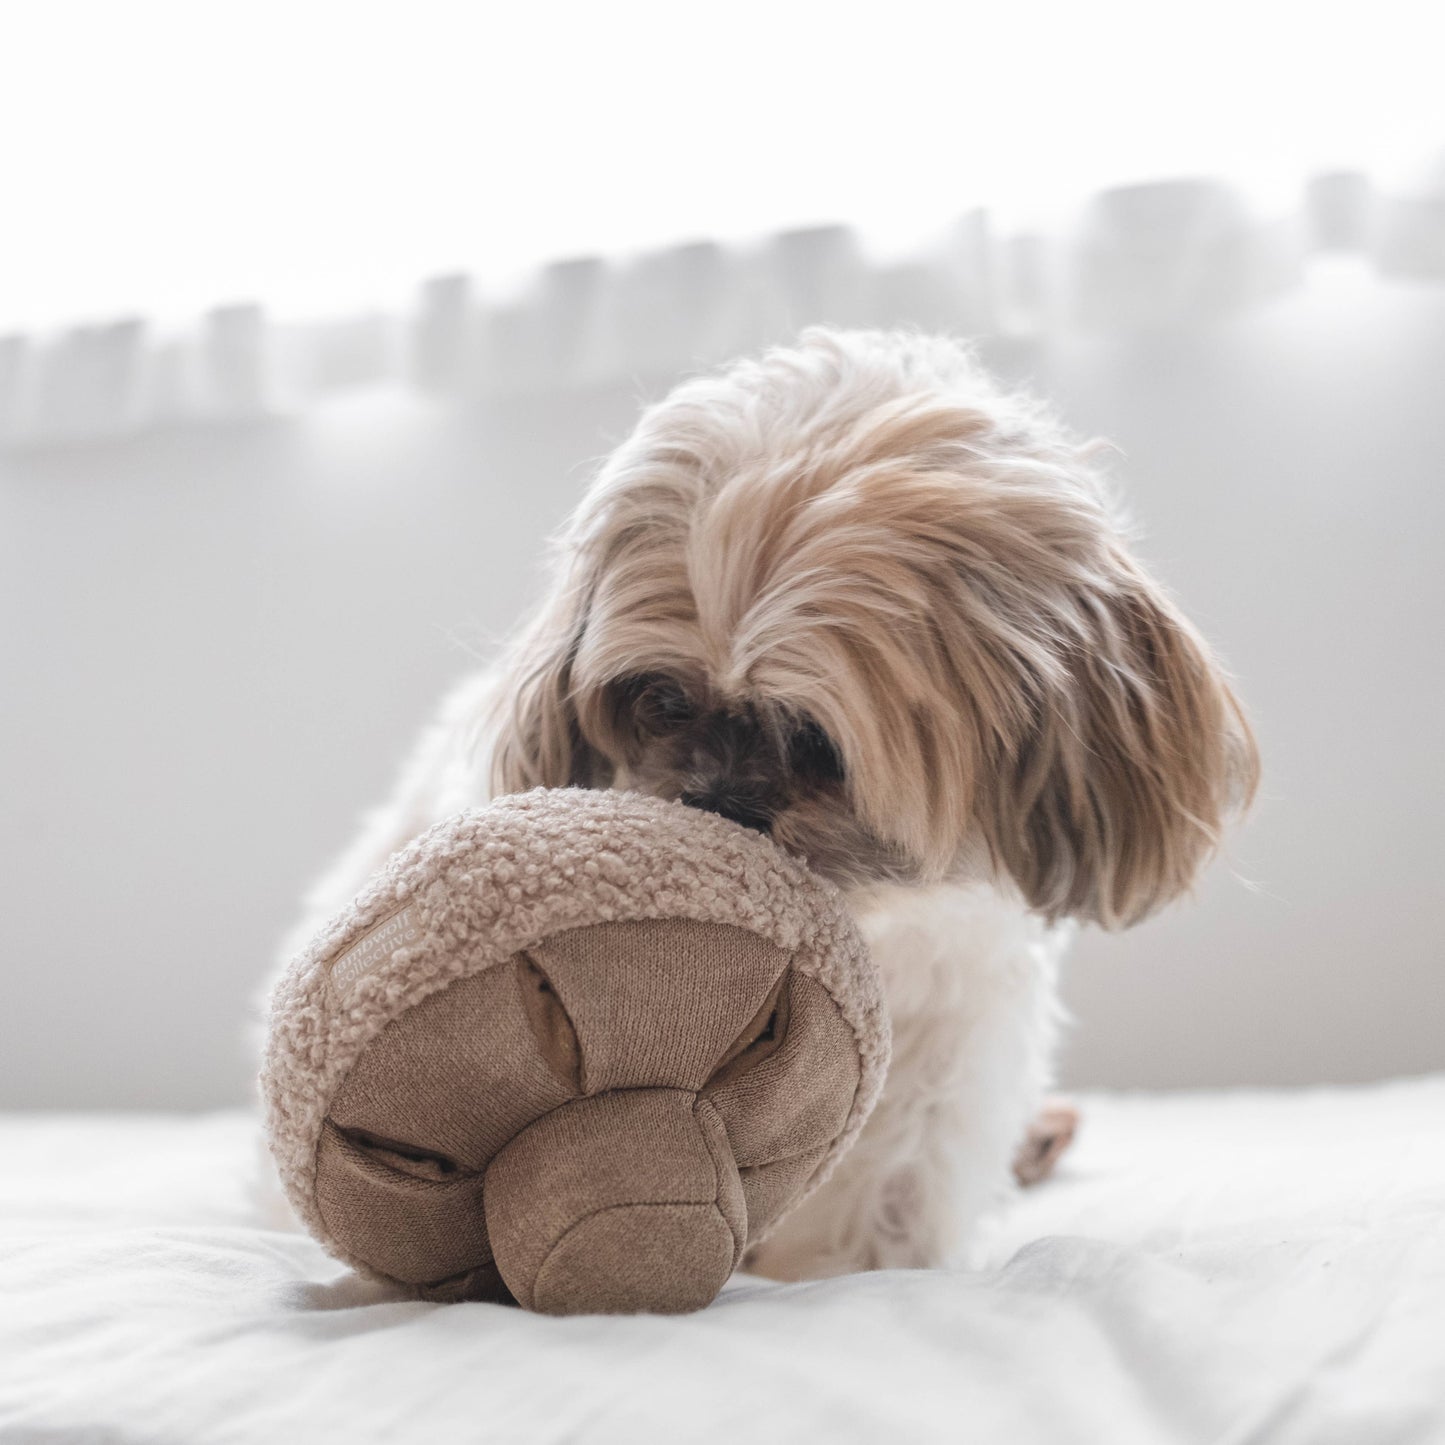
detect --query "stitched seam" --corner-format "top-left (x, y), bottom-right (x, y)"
top-left (737, 1142), bottom-right (832, 1173)
top-left (693, 1095), bottom-right (744, 1262)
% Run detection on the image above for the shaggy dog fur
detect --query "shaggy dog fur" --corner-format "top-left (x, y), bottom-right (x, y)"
top-left (282, 328), bottom-right (1257, 1280)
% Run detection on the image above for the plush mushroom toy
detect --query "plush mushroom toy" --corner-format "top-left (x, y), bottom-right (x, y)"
top-left (262, 788), bottom-right (888, 1315)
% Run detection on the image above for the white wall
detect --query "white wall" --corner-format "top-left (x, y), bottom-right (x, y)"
top-left (3, 260), bottom-right (1442, 1108)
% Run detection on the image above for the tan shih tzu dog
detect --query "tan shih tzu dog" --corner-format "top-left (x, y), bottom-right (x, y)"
top-left (286, 328), bottom-right (1257, 1280)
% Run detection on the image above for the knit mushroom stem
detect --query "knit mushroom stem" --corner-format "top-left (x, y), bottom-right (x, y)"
top-left (483, 1089), bottom-right (746, 1315)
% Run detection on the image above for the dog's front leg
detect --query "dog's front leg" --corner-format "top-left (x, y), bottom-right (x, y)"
top-left (744, 882), bottom-right (1070, 1280)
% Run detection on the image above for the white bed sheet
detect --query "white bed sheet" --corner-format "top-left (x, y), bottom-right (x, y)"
top-left (3, 1077), bottom-right (1443, 1444)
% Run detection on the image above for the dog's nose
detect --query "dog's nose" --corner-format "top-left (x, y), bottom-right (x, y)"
top-left (679, 790), bottom-right (774, 834)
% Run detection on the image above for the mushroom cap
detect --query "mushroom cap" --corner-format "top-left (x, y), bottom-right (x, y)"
top-left (261, 788), bottom-right (888, 1314)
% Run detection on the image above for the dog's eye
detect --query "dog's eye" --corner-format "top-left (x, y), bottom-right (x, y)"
top-left (789, 718), bottom-right (845, 784)
top-left (619, 673), bottom-right (696, 734)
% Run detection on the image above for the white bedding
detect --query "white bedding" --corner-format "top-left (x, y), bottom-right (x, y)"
top-left (3, 1078), bottom-right (1443, 1444)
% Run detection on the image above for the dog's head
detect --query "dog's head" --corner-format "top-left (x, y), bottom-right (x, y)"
top-left (488, 329), bottom-right (1257, 925)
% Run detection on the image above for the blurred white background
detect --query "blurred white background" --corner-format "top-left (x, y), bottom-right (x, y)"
top-left (2, 0), bottom-right (1442, 1107)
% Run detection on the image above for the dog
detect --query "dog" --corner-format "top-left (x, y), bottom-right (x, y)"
top-left (282, 327), bottom-right (1257, 1280)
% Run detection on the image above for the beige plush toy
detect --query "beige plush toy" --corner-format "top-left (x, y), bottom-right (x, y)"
top-left (262, 788), bottom-right (889, 1315)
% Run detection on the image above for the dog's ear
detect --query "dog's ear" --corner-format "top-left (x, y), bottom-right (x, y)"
top-left (980, 550), bottom-right (1258, 928)
top-left (489, 585), bottom-right (612, 797)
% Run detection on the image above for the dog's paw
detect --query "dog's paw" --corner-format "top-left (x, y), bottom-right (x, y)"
top-left (1011, 1096), bottom-right (1080, 1187)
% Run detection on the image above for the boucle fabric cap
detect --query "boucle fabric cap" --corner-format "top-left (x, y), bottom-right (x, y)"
top-left (261, 787), bottom-right (888, 1314)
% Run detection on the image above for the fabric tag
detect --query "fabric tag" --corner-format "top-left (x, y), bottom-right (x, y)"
top-left (329, 902), bottom-right (421, 1002)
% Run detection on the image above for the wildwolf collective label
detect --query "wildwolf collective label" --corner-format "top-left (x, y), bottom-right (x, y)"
top-left (330, 904), bottom-right (420, 999)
